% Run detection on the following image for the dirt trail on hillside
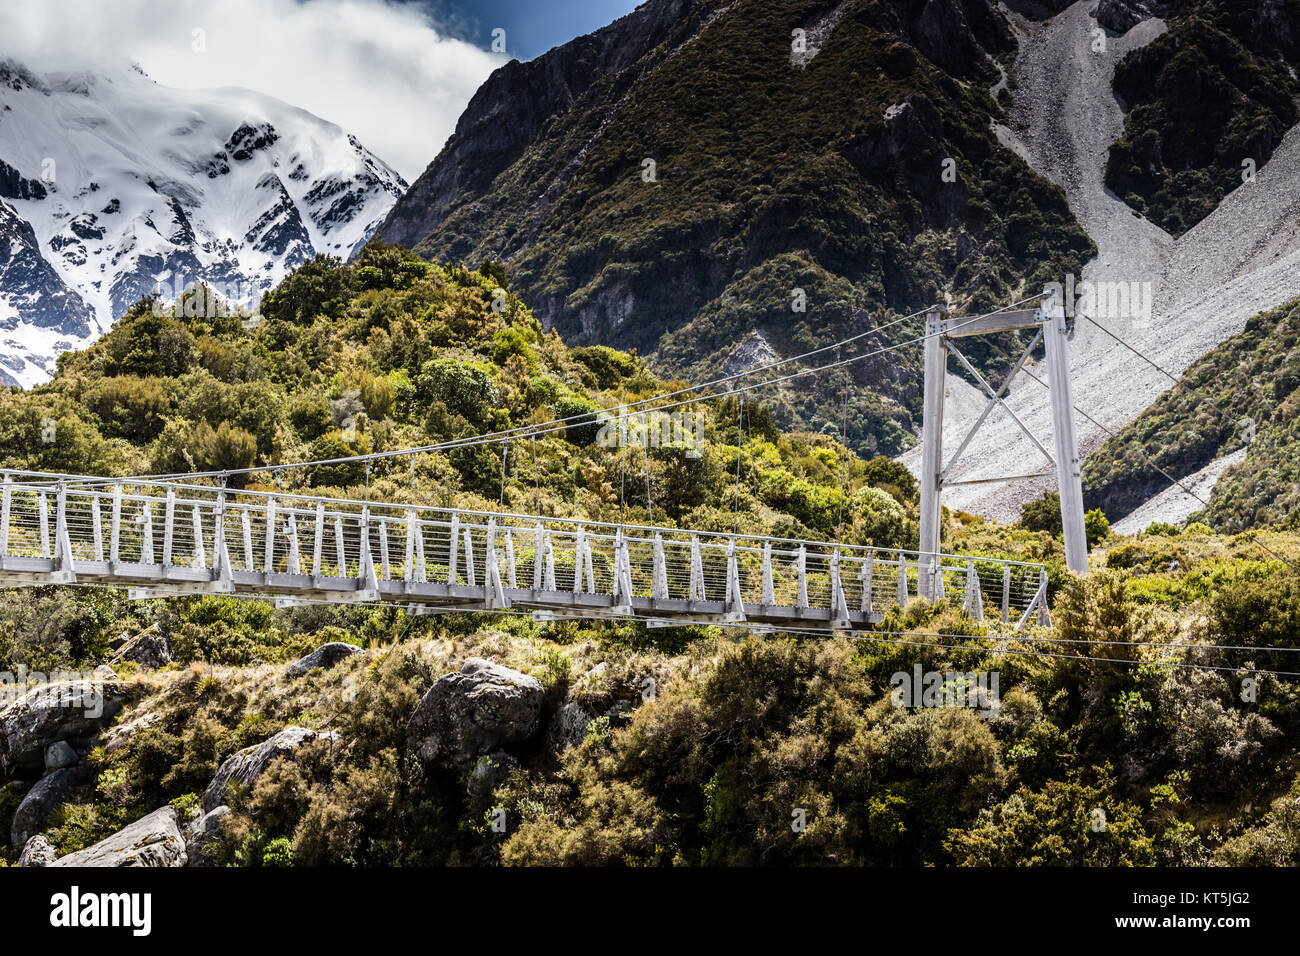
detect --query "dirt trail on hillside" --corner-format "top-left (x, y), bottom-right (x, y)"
top-left (903, 0), bottom-right (1300, 525)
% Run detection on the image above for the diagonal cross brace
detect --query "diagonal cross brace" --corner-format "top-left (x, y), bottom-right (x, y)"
top-left (940, 331), bottom-right (1053, 482)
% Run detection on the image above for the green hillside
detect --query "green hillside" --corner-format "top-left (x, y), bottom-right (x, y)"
top-left (380, 0), bottom-right (1094, 457)
top-left (1083, 295), bottom-right (1300, 529)
top-left (3, 247), bottom-right (1300, 867)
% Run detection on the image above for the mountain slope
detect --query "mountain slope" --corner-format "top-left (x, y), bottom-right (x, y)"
top-left (1083, 294), bottom-right (1300, 532)
top-left (375, 0), bottom-right (1094, 457)
top-left (1103, 0), bottom-right (1300, 236)
top-left (0, 60), bottom-right (406, 388)
top-left (900, 0), bottom-right (1300, 523)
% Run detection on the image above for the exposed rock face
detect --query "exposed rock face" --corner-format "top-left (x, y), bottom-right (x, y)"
top-left (44, 740), bottom-right (79, 771)
top-left (406, 658), bottom-right (545, 770)
top-left (18, 834), bottom-right (56, 867)
top-left (202, 726), bottom-right (339, 813)
top-left (112, 628), bottom-right (175, 669)
top-left (103, 711), bottom-right (162, 755)
top-left (51, 806), bottom-right (187, 867)
top-left (0, 198), bottom-right (95, 387)
top-left (286, 642), bottom-right (364, 677)
top-left (546, 702), bottom-right (594, 754)
top-left (868, 0), bottom-right (1013, 77)
top-left (465, 751), bottom-right (519, 802)
top-left (377, 0), bottom-right (711, 250)
top-left (10, 766), bottom-right (85, 846)
top-left (0, 679), bottom-right (127, 774)
top-left (1094, 0), bottom-right (1174, 34)
top-left (183, 805), bottom-right (230, 867)
top-left (722, 330), bottom-right (778, 376)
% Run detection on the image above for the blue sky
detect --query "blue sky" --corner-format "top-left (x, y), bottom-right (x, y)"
top-left (420, 0), bottom-right (644, 60)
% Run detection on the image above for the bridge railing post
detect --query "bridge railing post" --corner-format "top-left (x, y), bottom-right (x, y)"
top-left (860, 550), bottom-right (874, 614)
top-left (38, 490), bottom-right (50, 558)
top-left (162, 487), bottom-right (175, 568)
top-left (192, 505), bottom-right (207, 569)
top-left (109, 482), bottom-right (121, 565)
top-left (263, 496), bottom-right (277, 574)
top-left (141, 500), bottom-right (154, 564)
top-left (2, 472), bottom-right (13, 558)
top-left (313, 502), bottom-right (325, 578)
top-left (90, 491), bottom-right (103, 562)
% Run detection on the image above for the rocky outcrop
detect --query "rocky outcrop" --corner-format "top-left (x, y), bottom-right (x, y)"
top-left (1094, 0), bottom-right (1174, 35)
top-left (50, 806), bottom-right (187, 867)
top-left (376, 0), bottom-right (712, 249)
top-left (465, 751), bottom-right (518, 802)
top-left (0, 198), bottom-right (96, 387)
top-left (865, 0), bottom-right (1014, 78)
top-left (202, 726), bottom-right (339, 813)
top-left (103, 711), bottom-right (162, 755)
top-left (286, 642), bottom-right (364, 677)
top-left (546, 702), bottom-right (594, 754)
top-left (0, 679), bottom-right (127, 774)
top-left (406, 658), bottom-right (544, 770)
top-left (111, 627), bottom-right (175, 669)
top-left (10, 766), bottom-right (85, 846)
top-left (18, 834), bottom-right (56, 867)
top-left (182, 805), bottom-right (230, 866)
top-left (44, 740), bottom-right (79, 771)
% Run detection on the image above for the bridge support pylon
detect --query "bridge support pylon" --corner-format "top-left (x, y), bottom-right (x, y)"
top-left (917, 291), bottom-right (1089, 596)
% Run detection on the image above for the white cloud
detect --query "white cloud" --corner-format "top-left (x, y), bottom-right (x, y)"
top-left (0, 0), bottom-right (507, 182)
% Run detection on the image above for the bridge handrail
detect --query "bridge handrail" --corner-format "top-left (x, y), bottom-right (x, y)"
top-left (0, 471), bottom-right (1049, 571)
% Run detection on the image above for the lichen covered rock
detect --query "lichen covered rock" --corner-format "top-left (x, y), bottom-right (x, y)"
top-left (51, 806), bottom-right (187, 867)
top-left (406, 658), bottom-right (544, 770)
top-left (202, 726), bottom-right (339, 812)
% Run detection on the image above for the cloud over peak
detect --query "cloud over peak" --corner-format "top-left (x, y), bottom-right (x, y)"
top-left (0, 0), bottom-right (507, 181)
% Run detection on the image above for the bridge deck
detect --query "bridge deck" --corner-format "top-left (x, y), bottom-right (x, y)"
top-left (0, 473), bottom-right (1051, 630)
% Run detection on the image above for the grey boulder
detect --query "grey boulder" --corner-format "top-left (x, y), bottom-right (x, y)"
top-left (44, 740), bottom-right (79, 771)
top-left (546, 702), bottom-right (594, 754)
top-left (19, 834), bottom-right (57, 867)
top-left (202, 726), bottom-right (339, 813)
top-left (286, 641), bottom-right (364, 678)
top-left (112, 627), bottom-right (174, 669)
top-left (183, 804), bottom-right (231, 866)
top-left (0, 679), bottom-right (127, 774)
top-left (51, 806), bottom-right (186, 867)
top-left (406, 658), bottom-right (544, 770)
top-left (465, 751), bottom-right (518, 802)
top-left (11, 765), bottom-right (85, 846)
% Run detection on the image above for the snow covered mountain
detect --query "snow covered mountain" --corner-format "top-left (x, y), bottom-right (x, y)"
top-left (0, 59), bottom-right (406, 388)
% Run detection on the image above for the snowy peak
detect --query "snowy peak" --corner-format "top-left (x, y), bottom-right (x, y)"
top-left (0, 59), bottom-right (407, 387)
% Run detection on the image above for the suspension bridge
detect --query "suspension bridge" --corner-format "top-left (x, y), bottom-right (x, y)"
top-left (0, 473), bottom-right (1050, 631)
top-left (0, 294), bottom-right (1094, 633)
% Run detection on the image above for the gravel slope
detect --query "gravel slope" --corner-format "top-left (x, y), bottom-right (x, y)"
top-left (1112, 448), bottom-right (1248, 535)
top-left (903, 1), bottom-right (1300, 525)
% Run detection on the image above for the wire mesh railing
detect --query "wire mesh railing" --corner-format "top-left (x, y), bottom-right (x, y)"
top-left (0, 471), bottom-right (1051, 627)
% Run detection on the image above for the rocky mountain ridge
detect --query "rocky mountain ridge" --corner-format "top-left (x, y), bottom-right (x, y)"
top-left (0, 60), bottom-right (406, 388)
